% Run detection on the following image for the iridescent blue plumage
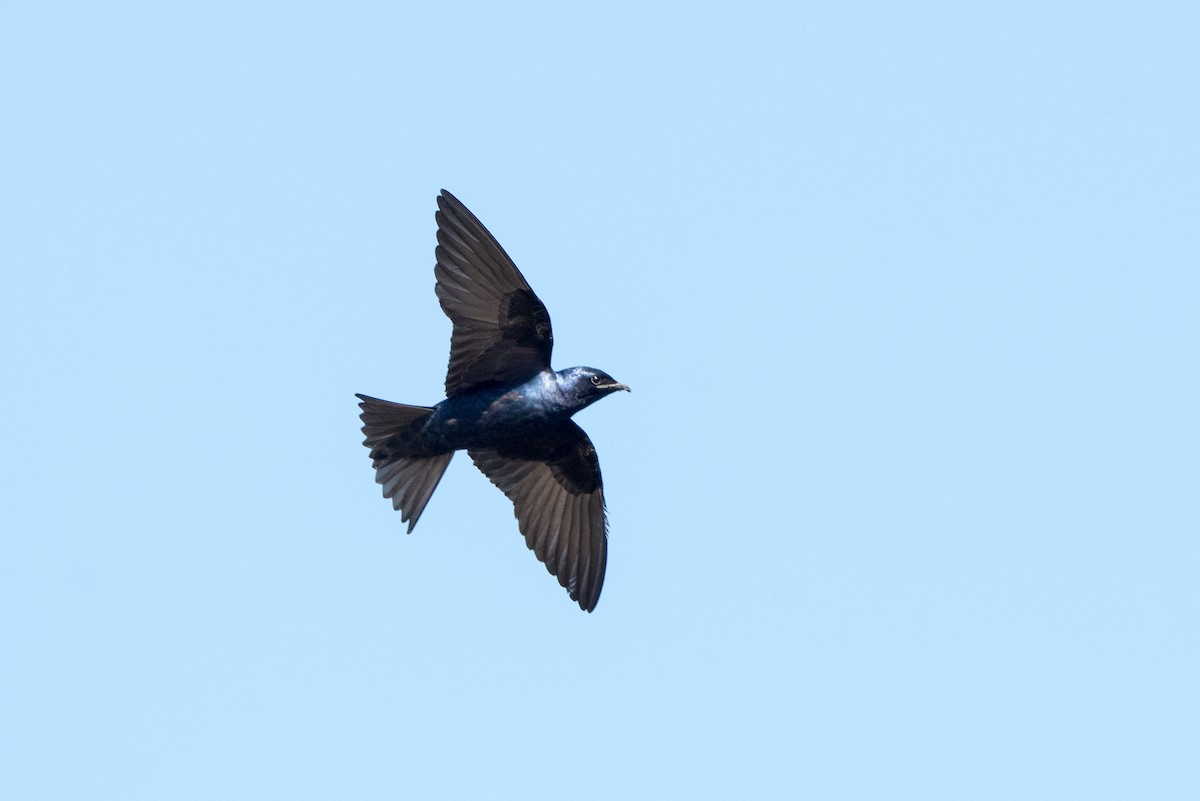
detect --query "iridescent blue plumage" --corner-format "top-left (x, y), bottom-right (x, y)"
top-left (357, 191), bottom-right (628, 612)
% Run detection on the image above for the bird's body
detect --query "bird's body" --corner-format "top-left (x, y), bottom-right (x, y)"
top-left (357, 191), bottom-right (627, 612)
top-left (423, 368), bottom-right (598, 451)
top-left (365, 367), bottom-right (617, 456)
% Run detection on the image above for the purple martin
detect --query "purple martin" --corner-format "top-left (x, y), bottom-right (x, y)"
top-left (357, 191), bottom-right (628, 612)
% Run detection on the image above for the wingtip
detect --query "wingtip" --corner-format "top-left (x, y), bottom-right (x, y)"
top-left (575, 583), bottom-right (601, 613)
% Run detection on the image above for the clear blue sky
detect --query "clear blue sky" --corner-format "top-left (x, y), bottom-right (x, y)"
top-left (2, 2), bottom-right (1197, 798)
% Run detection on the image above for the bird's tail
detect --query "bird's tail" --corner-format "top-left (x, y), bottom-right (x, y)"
top-left (356, 394), bottom-right (453, 533)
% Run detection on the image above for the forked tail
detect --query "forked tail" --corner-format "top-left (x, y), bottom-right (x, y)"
top-left (356, 394), bottom-right (453, 533)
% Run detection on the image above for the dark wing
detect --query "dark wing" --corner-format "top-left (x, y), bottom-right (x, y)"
top-left (435, 190), bottom-right (554, 397)
top-left (468, 421), bottom-right (608, 612)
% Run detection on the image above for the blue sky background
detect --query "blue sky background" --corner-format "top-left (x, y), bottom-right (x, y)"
top-left (2, 2), bottom-right (1197, 798)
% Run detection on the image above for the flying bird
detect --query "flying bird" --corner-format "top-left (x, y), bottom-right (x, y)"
top-left (357, 190), bottom-right (628, 612)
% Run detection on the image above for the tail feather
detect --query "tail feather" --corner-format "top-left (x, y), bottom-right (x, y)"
top-left (356, 394), bottom-right (453, 532)
top-left (356, 393), bottom-right (433, 447)
top-left (374, 451), bottom-right (453, 533)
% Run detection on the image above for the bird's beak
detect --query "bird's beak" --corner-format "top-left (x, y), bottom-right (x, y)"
top-left (610, 382), bottom-right (631, 393)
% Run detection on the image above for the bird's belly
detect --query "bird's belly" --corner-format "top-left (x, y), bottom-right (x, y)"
top-left (426, 389), bottom-right (561, 452)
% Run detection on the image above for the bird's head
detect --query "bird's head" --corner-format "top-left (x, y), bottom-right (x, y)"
top-left (558, 367), bottom-right (631, 412)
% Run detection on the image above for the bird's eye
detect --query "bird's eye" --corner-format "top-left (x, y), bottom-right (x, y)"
top-left (590, 375), bottom-right (602, 386)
